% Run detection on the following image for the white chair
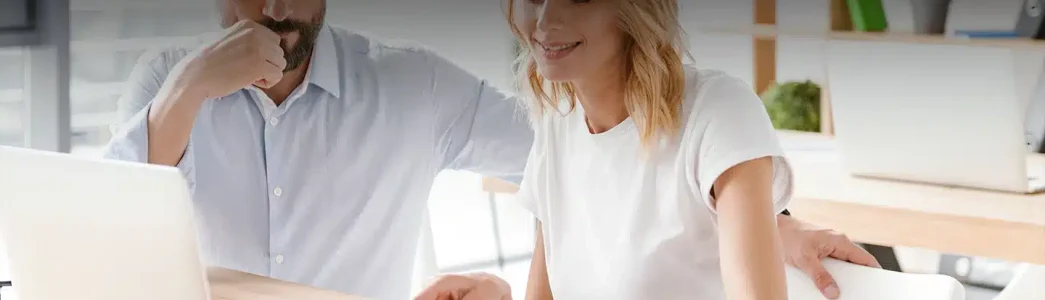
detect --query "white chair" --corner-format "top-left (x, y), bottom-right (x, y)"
top-left (786, 258), bottom-right (966, 300)
top-left (993, 263), bottom-right (1045, 300)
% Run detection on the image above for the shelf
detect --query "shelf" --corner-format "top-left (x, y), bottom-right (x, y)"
top-left (703, 24), bottom-right (1045, 51)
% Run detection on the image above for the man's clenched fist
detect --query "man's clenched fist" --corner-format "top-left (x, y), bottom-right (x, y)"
top-left (169, 19), bottom-right (287, 101)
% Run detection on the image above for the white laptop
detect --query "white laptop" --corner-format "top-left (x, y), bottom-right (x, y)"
top-left (0, 146), bottom-right (211, 300)
top-left (825, 39), bottom-right (1045, 194)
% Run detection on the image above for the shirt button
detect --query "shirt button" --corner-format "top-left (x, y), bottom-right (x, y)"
top-left (269, 118), bottom-right (279, 126)
top-left (273, 187), bottom-right (283, 197)
top-left (274, 254), bottom-right (284, 264)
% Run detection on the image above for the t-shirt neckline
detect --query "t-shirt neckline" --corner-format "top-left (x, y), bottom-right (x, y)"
top-left (573, 103), bottom-right (637, 143)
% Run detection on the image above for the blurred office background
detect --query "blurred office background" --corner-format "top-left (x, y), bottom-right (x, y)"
top-left (0, 0), bottom-right (1033, 299)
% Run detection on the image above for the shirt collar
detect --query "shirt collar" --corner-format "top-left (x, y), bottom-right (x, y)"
top-left (305, 24), bottom-right (341, 99)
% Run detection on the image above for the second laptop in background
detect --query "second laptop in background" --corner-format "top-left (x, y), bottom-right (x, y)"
top-left (824, 39), bottom-right (1045, 194)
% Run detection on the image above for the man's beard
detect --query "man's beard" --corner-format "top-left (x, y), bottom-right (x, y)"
top-left (259, 17), bottom-right (323, 73)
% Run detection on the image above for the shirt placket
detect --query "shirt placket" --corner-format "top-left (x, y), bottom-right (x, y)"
top-left (251, 89), bottom-right (290, 276)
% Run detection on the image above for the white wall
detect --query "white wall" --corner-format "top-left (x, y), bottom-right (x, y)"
top-left (327, 0), bottom-right (516, 89)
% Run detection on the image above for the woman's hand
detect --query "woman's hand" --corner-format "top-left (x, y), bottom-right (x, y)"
top-left (777, 215), bottom-right (881, 299)
top-left (414, 272), bottom-right (512, 300)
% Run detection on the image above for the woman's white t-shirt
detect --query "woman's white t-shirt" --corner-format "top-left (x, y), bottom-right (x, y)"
top-left (514, 67), bottom-right (795, 299)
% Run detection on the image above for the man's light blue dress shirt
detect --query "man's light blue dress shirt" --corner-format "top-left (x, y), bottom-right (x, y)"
top-left (103, 24), bottom-right (532, 300)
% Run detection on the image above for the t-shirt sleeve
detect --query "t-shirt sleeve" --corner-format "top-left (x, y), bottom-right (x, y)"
top-left (687, 75), bottom-right (794, 215)
top-left (511, 117), bottom-right (547, 222)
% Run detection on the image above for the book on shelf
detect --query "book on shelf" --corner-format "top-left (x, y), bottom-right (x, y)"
top-left (846, 0), bottom-right (888, 32)
top-left (953, 29), bottom-right (1023, 39)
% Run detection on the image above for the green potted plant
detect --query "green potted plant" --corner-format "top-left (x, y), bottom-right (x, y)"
top-left (761, 80), bottom-right (822, 133)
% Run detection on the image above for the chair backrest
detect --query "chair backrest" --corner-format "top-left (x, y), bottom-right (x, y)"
top-left (786, 258), bottom-right (965, 300)
top-left (993, 263), bottom-right (1045, 300)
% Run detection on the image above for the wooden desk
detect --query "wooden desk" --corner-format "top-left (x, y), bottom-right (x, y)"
top-left (482, 131), bottom-right (1045, 265)
top-left (208, 268), bottom-right (369, 300)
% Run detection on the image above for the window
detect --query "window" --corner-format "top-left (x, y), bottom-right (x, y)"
top-left (0, 47), bottom-right (22, 300)
top-left (0, 49), bottom-right (24, 147)
top-left (69, 0), bottom-right (219, 157)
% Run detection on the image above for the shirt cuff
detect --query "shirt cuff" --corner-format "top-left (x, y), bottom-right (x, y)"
top-left (103, 102), bottom-right (196, 191)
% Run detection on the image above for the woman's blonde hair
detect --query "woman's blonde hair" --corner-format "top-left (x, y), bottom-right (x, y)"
top-left (505, 0), bottom-right (690, 145)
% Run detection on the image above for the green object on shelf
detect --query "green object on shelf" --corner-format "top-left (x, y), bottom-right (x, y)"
top-left (761, 80), bottom-right (821, 132)
top-left (847, 0), bottom-right (889, 32)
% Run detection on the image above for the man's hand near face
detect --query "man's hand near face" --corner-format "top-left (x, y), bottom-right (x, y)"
top-left (172, 19), bottom-right (288, 99)
top-left (145, 19), bottom-right (287, 167)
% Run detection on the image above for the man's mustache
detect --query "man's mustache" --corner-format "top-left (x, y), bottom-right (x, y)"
top-left (259, 18), bottom-right (311, 34)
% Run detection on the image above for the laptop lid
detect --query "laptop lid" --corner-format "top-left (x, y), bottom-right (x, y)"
top-left (824, 40), bottom-right (1042, 192)
top-left (0, 147), bottom-right (211, 300)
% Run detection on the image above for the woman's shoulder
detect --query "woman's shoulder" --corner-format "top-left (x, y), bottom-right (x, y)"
top-left (680, 65), bottom-right (767, 129)
top-left (681, 65), bottom-right (761, 111)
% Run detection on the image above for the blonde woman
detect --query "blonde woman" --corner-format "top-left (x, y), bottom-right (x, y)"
top-left (418, 0), bottom-right (849, 299)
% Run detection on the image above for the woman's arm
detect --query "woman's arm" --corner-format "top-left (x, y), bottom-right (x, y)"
top-left (526, 222), bottom-right (554, 300)
top-left (713, 156), bottom-right (788, 300)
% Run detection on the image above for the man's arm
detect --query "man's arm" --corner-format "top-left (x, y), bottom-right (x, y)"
top-left (105, 20), bottom-right (284, 167)
top-left (424, 50), bottom-right (533, 182)
top-left (104, 47), bottom-right (188, 165)
top-left (104, 20), bottom-right (284, 199)
top-left (102, 47), bottom-right (206, 192)
top-left (144, 73), bottom-right (208, 166)
top-left (714, 156), bottom-right (788, 300)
